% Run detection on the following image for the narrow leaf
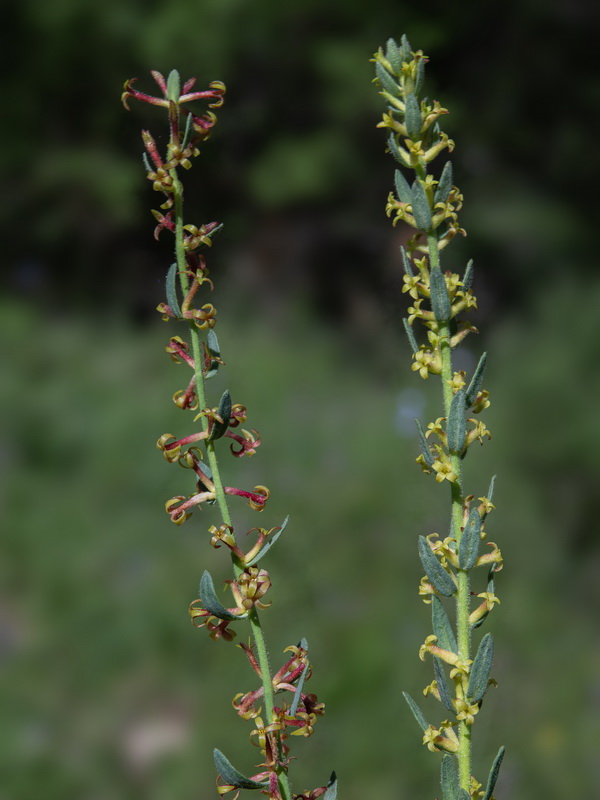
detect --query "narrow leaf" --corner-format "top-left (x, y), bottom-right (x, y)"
top-left (213, 749), bottom-right (268, 790)
top-left (386, 38), bottom-right (402, 73)
top-left (166, 69), bottom-right (181, 103)
top-left (482, 746), bottom-right (506, 800)
top-left (418, 536), bottom-right (456, 597)
top-left (207, 390), bottom-right (232, 442)
top-left (400, 34), bottom-right (413, 62)
top-left (486, 475), bottom-right (496, 505)
top-left (459, 507), bottom-right (482, 570)
top-left (388, 133), bottom-right (406, 166)
top-left (181, 111), bottom-right (193, 149)
top-left (415, 419), bottom-right (434, 469)
top-left (434, 657), bottom-right (455, 714)
top-left (289, 660), bottom-right (309, 717)
top-left (395, 169), bottom-right (413, 204)
top-left (375, 62), bottom-right (401, 97)
top-left (165, 262), bottom-right (182, 318)
top-left (199, 570), bottom-right (247, 621)
top-left (431, 596), bottom-right (457, 654)
top-left (435, 161), bottom-right (453, 205)
top-left (440, 754), bottom-right (460, 800)
top-left (466, 352), bottom-right (487, 407)
top-left (429, 266), bottom-right (451, 322)
top-left (400, 245), bottom-right (413, 276)
top-left (414, 56), bottom-right (426, 95)
top-left (142, 151), bottom-right (152, 173)
top-left (323, 772), bottom-right (337, 800)
top-left (405, 93), bottom-right (422, 139)
top-left (459, 792), bottom-right (471, 800)
top-left (246, 516), bottom-right (289, 567)
top-left (467, 632), bottom-right (494, 703)
top-left (402, 690), bottom-right (429, 732)
top-left (403, 318), bottom-right (419, 355)
top-left (207, 329), bottom-right (220, 357)
top-left (446, 389), bottom-right (467, 454)
top-left (462, 259), bottom-right (474, 292)
top-left (411, 179), bottom-right (432, 232)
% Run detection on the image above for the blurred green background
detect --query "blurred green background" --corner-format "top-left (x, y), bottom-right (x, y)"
top-left (3, 1), bottom-right (600, 798)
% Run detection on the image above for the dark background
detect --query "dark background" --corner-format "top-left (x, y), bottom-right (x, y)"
top-left (2, 1), bottom-right (600, 798)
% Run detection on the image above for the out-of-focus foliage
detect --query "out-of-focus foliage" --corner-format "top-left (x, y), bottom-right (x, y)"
top-left (3, 1), bottom-right (600, 799)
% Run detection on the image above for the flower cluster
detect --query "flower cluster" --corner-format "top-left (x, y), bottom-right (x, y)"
top-left (374, 36), bottom-right (505, 798)
top-left (123, 70), bottom-right (334, 800)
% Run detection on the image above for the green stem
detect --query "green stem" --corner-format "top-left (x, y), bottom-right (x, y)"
top-left (170, 163), bottom-right (293, 800)
top-left (428, 232), bottom-right (472, 792)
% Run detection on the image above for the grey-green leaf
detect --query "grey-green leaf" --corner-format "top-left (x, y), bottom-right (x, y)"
top-left (411, 179), bottom-right (432, 232)
top-left (199, 570), bottom-right (247, 621)
top-left (447, 389), bottom-right (467, 454)
top-left (486, 475), bottom-right (496, 505)
top-left (400, 245), bottom-right (413, 276)
top-left (375, 61), bottom-right (401, 97)
top-left (431, 596), bottom-right (457, 654)
top-left (467, 632), bottom-right (494, 703)
top-left (462, 259), bottom-right (474, 292)
top-left (207, 390), bottom-right (232, 442)
top-left (434, 657), bottom-right (455, 714)
top-left (405, 93), bottom-right (422, 139)
top-left (429, 266), bottom-right (451, 322)
top-left (403, 318), bottom-right (419, 355)
top-left (435, 161), bottom-right (453, 205)
top-left (246, 516), bottom-right (289, 567)
top-left (395, 169), bottom-right (413, 204)
top-left (400, 34), bottom-right (413, 61)
top-left (482, 746), bottom-right (505, 800)
top-left (415, 419), bottom-right (434, 469)
top-left (466, 352), bottom-right (487, 407)
top-left (440, 754), bottom-right (460, 800)
top-left (402, 690), bottom-right (429, 732)
top-left (414, 56), bottom-right (426, 95)
top-left (418, 536), bottom-right (456, 597)
top-left (459, 507), bottom-right (481, 570)
top-left (386, 38), bottom-right (402, 73)
top-left (165, 262), bottom-right (182, 318)
top-left (323, 772), bottom-right (337, 800)
top-left (388, 133), bottom-right (405, 166)
top-left (289, 659), bottom-right (309, 716)
top-left (213, 749), bottom-right (268, 790)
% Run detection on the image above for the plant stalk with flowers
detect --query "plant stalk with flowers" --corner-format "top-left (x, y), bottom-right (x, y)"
top-left (373, 37), bottom-right (506, 799)
top-left (122, 71), bottom-right (336, 800)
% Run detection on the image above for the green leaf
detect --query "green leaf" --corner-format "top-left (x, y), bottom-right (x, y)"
top-left (165, 262), bottom-right (182, 318)
top-left (411, 179), bottom-right (432, 232)
top-left (466, 352), bottom-right (487, 406)
top-left (403, 318), bottom-right (418, 355)
top-left (142, 151), bottom-right (152, 173)
top-left (246, 516), bottom-right (289, 567)
top-left (462, 259), bottom-right (474, 292)
top-left (446, 389), bottom-right (467, 454)
top-left (166, 69), bottom-right (181, 103)
top-left (199, 570), bottom-right (247, 621)
top-left (207, 390), bottom-right (232, 442)
top-left (459, 507), bottom-right (481, 570)
top-left (435, 161), bottom-right (453, 205)
top-left (482, 746), bottom-right (506, 800)
top-left (486, 475), bottom-right (496, 505)
top-left (400, 34), bottom-right (413, 62)
top-left (405, 93), bottom-right (422, 139)
top-left (431, 596), bottom-right (457, 654)
top-left (402, 690), bottom-right (429, 732)
top-left (440, 754), bottom-right (460, 800)
top-left (415, 419), bottom-right (434, 468)
top-left (395, 169), bottom-right (413, 204)
top-left (434, 657), bottom-right (455, 714)
top-left (429, 266), bottom-right (451, 322)
top-left (418, 536), bottom-right (456, 597)
top-left (388, 133), bottom-right (406, 166)
top-left (213, 749), bottom-right (268, 790)
top-left (181, 111), bottom-right (193, 149)
top-left (205, 329), bottom-right (221, 378)
top-left (289, 659), bottom-right (309, 716)
top-left (375, 61), bottom-right (401, 97)
top-left (414, 56), bottom-right (426, 95)
top-left (323, 772), bottom-right (337, 800)
top-left (400, 245), bottom-right (413, 276)
top-left (386, 38), bottom-right (402, 73)
top-left (467, 632), bottom-right (494, 703)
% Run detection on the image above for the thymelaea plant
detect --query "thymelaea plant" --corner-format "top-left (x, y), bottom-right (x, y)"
top-left (122, 70), bottom-right (336, 800)
top-left (372, 36), bottom-right (505, 799)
